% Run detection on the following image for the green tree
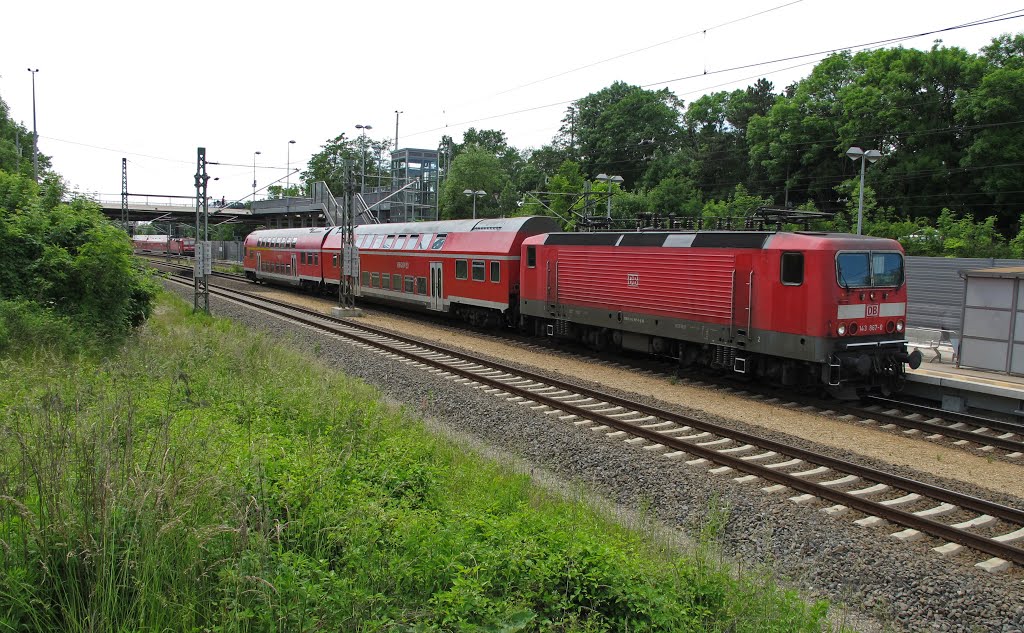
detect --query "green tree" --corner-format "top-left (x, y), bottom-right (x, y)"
top-left (561, 82), bottom-right (684, 187)
top-left (438, 146), bottom-right (508, 219)
top-left (956, 34), bottom-right (1024, 230)
top-left (0, 93), bottom-right (52, 179)
top-left (301, 134), bottom-right (359, 196)
top-left (0, 170), bottom-right (158, 341)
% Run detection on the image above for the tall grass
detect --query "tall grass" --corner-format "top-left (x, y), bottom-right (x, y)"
top-left (0, 293), bottom-right (833, 631)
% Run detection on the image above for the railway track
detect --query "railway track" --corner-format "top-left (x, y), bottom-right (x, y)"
top-left (164, 274), bottom-right (1024, 572)
top-left (149, 257), bottom-right (1024, 459)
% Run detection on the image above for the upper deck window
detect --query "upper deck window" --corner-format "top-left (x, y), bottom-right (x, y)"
top-left (382, 235), bottom-right (396, 249)
top-left (431, 234), bottom-right (447, 250)
top-left (836, 251), bottom-right (904, 288)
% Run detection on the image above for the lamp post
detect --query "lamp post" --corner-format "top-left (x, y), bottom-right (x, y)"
top-left (594, 173), bottom-right (624, 219)
top-left (355, 124), bottom-right (372, 193)
top-left (845, 147), bottom-right (881, 235)
top-left (252, 150), bottom-right (261, 208)
top-left (463, 189), bottom-right (486, 219)
top-left (286, 140), bottom-right (296, 195)
top-left (394, 110), bottom-right (403, 152)
top-left (27, 68), bottom-right (39, 182)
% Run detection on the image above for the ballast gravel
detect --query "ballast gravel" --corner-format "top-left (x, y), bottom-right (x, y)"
top-left (167, 282), bottom-right (1024, 632)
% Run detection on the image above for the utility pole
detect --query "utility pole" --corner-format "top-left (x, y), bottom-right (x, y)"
top-left (121, 158), bottom-right (130, 234)
top-left (193, 147), bottom-right (211, 314)
top-left (27, 68), bottom-right (39, 183)
top-left (338, 160), bottom-right (358, 311)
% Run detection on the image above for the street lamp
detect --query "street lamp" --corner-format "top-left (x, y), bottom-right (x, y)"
top-left (594, 173), bottom-right (624, 219)
top-left (463, 189), bottom-right (486, 219)
top-left (252, 150), bottom-right (261, 207)
top-left (356, 124), bottom-right (372, 193)
top-left (286, 140), bottom-right (296, 195)
top-left (845, 147), bottom-right (881, 235)
top-left (27, 68), bottom-right (39, 182)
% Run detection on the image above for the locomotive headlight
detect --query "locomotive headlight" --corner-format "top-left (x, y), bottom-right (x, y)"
top-left (837, 324), bottom-right (847, 336)
top-left (896, 320), bottom-right (905, 332)
top-left (870, 292), bottom-right (876, 301)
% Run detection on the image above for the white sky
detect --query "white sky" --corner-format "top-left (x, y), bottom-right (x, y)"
top-left (2, 1), bottom-right (1022, 206)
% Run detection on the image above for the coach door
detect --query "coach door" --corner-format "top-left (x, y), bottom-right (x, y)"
top-left (429, 261), bottom-right (443, 311)
top-left (291, 254), bottom-right (297, 278)
top-left (256, 252), bottom-right (262, 274)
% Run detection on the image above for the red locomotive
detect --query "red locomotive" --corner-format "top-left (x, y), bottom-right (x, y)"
top-left (519, 229), bottom-right (921, 397)
top-left (132, 235), bottom-right (196, 256)
top-left (242, 218), bottom-right (921, 396)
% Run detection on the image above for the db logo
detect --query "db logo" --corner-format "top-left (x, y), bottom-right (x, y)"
top-left (866, 304), bottom-right (880, 317)
top-left (627, 273), bottom-right (640, 287)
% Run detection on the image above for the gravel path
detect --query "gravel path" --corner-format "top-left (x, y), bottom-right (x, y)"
top-left (173, 282), bottom-right (1024, 632)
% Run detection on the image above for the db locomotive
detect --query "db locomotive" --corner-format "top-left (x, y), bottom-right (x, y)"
top-left (243, 217), bottom-right (921, 397)
top-left (132, 235), bottom-right (196, 256)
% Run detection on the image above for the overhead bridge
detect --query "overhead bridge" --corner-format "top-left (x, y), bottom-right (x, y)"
top-left (95, 193), bottom-right (338, 229)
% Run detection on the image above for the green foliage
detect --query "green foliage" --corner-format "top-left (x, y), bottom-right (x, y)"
top-left (0, 295), bottom-right (830, 632)
top-left (439, 146), bottom-right (509, 219)
top-left (0, 94), bottom-right (52, 179)
top-left (564, 81), bottom-right (684, 188)
top-left (0, 169), bottom-right (159, 342)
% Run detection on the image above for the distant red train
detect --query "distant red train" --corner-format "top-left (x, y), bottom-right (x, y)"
top-left (243, 218), bottom-right (921, 396)
top-left (133, 235), bottom-right (195, 256)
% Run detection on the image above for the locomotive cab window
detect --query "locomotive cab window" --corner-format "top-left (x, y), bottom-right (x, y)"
top-left (527, 246), bottom-right (536, 268)
top-left (781, 252), bottom-right (804, 285)
top-left (836, 251), bottom-right (904, 288)
top-left (490, 261), bottom-right (500, 283)
top-left (455, 260), bottom-right (468, 280)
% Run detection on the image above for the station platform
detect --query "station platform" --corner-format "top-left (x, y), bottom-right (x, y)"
top-left (903, 341), bottom-right (1024, 418)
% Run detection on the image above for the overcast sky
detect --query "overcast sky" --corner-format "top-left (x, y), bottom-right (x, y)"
top-left (2, 1), bottom-right (1022, 207)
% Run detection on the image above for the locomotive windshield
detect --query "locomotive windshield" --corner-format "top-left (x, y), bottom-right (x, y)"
top-left (835, 251), bottom-right (904, 288)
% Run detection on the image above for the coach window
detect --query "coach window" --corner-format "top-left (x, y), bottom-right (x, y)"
top-left (430, 233), bottom-right (447, 250)
top-left (407, 234), bottom-right (419, 249)
top-left (383, 235), bottom-right (396, 249)
top-left (382, 273), bottom-right (390, 288)
top-left (781, 252), bottom-right (804, 285)
top-left (418, 234), bottom-right (432, 249)
top-left (490, 261), bottom-right (500, 283)
top-left (416, 277), bottom-right (427, 294)
top-left (472, 260), bottom-right (485, 281)
top-left (527, 246), bottom-right (536, 268)
top-left (361, 271), bottom-right (370, 286)
top-left (405, 275), bottom-right (414, 293)
top-left (371, 272), bottom-right (380, 288)
top-left (455, 259), bottom-right (468, 280)
top-left (393, 235), bottom-right (407, 249)
top-left (332, 254), bottom-right (339, 268)
top-left (300, 252), bottom-right (306, 264)
top-left (370, 234), bottom-right (385, 249)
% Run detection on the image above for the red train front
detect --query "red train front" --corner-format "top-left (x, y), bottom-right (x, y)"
top-left (518, 230), bottom-right (921, 397)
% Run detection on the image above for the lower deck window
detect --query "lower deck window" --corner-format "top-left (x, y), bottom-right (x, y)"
top-left (472, 260), bottom-right (485, 281)
top-left (361, 271), bottom-right (370, 286)
top-left (382, 273), bottom-right (391, 289)
top-left (490, 261), bottom-right (500, 282)
top-left (416, 277), bottom-right (426, 294)
top-left (405, 276), bottom-right (414, 293)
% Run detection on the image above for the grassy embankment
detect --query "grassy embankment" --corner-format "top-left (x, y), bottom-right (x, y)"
top-left (0, 291), bottom-right (833, 631)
